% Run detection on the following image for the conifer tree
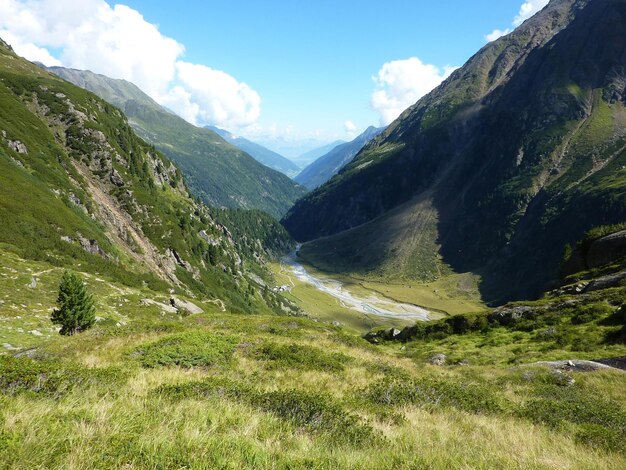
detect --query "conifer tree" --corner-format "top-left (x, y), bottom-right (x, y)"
top-left (51, 271), bottom-right (96, 335)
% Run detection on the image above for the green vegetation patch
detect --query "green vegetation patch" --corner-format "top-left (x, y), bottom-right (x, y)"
top-left (363, 376), bottom-right (504, 415)
top-left (0, 356), bottom-right (127, 396)
top-left (155, 378), bottom-right (377, 446)
top-left (520, 384), bottom-right (626, 452)
top-left (249, 341), bottom-right (351, 372)
top-left (131, 331), bottom-right (238, 368)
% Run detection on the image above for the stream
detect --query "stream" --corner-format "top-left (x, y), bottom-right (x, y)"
top-left (281, 251), bottom-right (431, 321)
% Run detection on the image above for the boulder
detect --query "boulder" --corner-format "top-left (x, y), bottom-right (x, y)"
top-left (109, 169), bottom-right (125, 187)
top-left (428, 353), bottom-right (447, 366)
top-left (489, 305), bottom-right (540, 325)
top-left (583, 271), bottom-right (626, 292)
top-left (8, 140), bottom-right (28, 154)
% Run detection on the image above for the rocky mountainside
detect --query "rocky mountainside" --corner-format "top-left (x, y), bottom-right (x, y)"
top-left (205, 125), bottom-right (300, 178)
top-left (283, 0), bottom-right (626, 303)
top-left (46, 66), bottom-right (306, 219)
top-left (0, 38), bottom-right (293, 315)
top-left (295, 126), bottom-right (385, 190)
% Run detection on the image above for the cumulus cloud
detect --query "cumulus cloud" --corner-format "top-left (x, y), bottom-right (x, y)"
top-left (370, 57), bottom-right (456, 125)
top-left (513, 0), bottom-right (550, 26)
top-left (485, 28), bottom-right (511, 42)
top-left (343, 120), bottom-right (357, 135)
top-left (0, 0), bottom-right (261, 131)
top-left (486, 0), bottom-right (549, 42)
top-left (166, 62), bottom-right (260, 129)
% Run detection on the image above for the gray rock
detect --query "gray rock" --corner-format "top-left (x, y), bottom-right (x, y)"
top-left (363, 331), bottom-right (380, 344)
top-left (28, 277), bottom-right (37, 289)
top-left (78, 235), bottom-right (109, 259)
top-left (583, 271), bottom-right (626, 293)
top-left (489, 305), bottom-right (542, 325)
top-left (8, 140), bottom-right (28, 154)
top-left (168, 297), bottom-right (203, 314)
top-left (428, 353), bottom-right (447, 366)
top-left (587, 230), bottom-right (626, 269)
top-left (110, 169), bottom-right (125, 187)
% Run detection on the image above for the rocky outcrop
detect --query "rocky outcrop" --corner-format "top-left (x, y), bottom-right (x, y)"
top-left (488, 306), bottom-right (545, 325)
top-left (587, 230), bottom-right (626, 269)
top-left (562, 230), bottom-right (626, 278)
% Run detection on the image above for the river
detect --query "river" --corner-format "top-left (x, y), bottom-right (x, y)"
top-left (281, 251), bottom-right (431, 321)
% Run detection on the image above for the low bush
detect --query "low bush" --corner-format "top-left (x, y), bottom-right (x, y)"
top-left (363, 376), bottom-right (504, 415)
top-left (155, 379), bottom-right (377, 446)
top-left (250, 342), bottom-right (351, 372)
top-left (0, 356), bottom-right (127, 396)
top-left (571, 302), bottom-right (614, 325)
top-left (256, 388), bottom-right (377, 445)
top-left (131, 331), bottom-right (238, 368)
top-left (520, 384), bottom-right (626, 453)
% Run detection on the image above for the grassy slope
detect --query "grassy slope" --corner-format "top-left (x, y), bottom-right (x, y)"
top-left (1, 250), bottom-right (625, 468)
top-left (47, 67), bottom-right (307, 219)
top-left (0, 40), bottom-right (297, 317)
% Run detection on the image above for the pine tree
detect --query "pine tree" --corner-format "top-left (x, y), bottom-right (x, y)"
top-left (51, 271), bottom-right (96, 336)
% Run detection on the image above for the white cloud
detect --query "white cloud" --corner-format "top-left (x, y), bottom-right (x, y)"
top-left (486, 0), bottom-right (549, 42)
top-left (0, 0), bottom-right (261, 131)
top-left (166, 61), bottom-right (261, 129)
top-left (485, 28), bottom-right (511, 42)
top-left (344, 120), bottom-right (357, 134)
top-left (513, 0), bottom-right (550, 26)
top-left (370, 57), bottom-right (456, 125)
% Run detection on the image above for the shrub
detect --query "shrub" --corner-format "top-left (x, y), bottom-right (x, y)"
top-left (250, 342), bottom-right (350, 372)
top-left (0, 356), bottom-right (127, 396)
top-left (155, 379), bottom-right (377, 445)
top-left (571, 302), bottom-right (613, 325)
top-left (50, 270), bottom-right (96, 335)
top-left (254, 389), bottom-right (377, 445)
top-left (520, 385), bottom-right (626, 453)
top-left (132, 331), bottom-right (237, 368)
top-left (364, 377), bottom-right (503, 415)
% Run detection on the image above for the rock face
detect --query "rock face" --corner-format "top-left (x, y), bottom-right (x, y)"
top-left (587, 230), bottom-right (626, 269)
top-left (561, 228), bottom-right (626, 280)
top-left (283, 0), bottom-right (626, 304)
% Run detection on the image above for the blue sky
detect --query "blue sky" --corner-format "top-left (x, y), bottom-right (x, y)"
top-left (0, 0), bottom-right (548, 157)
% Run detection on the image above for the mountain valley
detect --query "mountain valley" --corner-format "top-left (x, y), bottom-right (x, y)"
top-left (1, 1), bottom-right (626, 468)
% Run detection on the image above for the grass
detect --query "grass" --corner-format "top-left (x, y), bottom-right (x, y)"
top-left (1, 245), bottom-right (626, 468)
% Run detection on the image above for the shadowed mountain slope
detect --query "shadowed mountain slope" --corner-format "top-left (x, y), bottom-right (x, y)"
top-left (283, 0), bottom-right (626, 303)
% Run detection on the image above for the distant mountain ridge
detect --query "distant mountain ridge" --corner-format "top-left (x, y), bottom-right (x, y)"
top-left (205, 125), bottom-right (300, 178)
top-left (293, 140), bottom-right (346, 167)
top-left (283, 0), bottom-right (626, 303)
top-left (295, 126), bottom-right (385, 190)
top-left (46, 66), bottom-right (306, 219)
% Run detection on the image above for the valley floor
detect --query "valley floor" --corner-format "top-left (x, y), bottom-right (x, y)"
top-left (270, 254), bottom-right (484, 332)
